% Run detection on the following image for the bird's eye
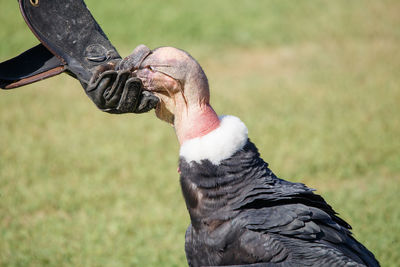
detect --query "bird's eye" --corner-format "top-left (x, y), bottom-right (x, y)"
top-left (145, 65), bottom-right (155, 71)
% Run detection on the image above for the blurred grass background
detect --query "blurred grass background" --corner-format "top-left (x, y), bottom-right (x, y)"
top-left (1, 0), bottom-right (399, 266)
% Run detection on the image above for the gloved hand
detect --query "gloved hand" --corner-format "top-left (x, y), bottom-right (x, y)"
top-left (85, 61), bottom-right (159, 114)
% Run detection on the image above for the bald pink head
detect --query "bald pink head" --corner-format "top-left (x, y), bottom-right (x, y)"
top-left (133, 45), bottom-right (220, 144)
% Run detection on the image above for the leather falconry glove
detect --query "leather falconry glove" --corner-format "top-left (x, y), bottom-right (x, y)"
top-left (85, 45), bottom-right (159, 114)
top-left (0, 0), bottom-right (159, 114)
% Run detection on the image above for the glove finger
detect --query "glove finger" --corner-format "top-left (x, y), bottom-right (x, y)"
top-left (86, 70), bottom-right (117, 92)
top-left (88, 61), bottom-right (118, 84)
top-left (135, 91), bottom-right (160, 113)
top-left (87, 75), bottom-right (113, 107)
top-left (103, 70), bottom-right (130, 101)
top-left (116, 77), bottom-right (143, 113)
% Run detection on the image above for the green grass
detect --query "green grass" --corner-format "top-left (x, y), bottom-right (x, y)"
top-left (1, 0), bottom-right (399, 266)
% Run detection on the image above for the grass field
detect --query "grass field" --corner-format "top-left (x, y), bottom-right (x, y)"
top-left (1, 0), bottom-right (399, 266)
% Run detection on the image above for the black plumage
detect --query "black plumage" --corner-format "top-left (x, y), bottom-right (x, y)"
top-left (132, 45), bottom-right (379, 267)
top-left (179, 139), bottom-right (379, 267)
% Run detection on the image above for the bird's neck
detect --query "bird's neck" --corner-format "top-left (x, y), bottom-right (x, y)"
top-left (174, 103), bottom-right (220, 145)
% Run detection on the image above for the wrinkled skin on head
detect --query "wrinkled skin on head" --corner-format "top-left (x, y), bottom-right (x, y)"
top-left (134, 46), bottom-right (210, 124)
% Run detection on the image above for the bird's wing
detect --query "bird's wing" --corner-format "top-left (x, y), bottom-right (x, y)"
top-left (233, 204), bottom-right (377, 266)
top-left (237, 204), bottom-right (341, 240)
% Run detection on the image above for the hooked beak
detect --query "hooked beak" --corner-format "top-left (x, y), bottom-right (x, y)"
top-left (117, 44), bottom-right (153, 72)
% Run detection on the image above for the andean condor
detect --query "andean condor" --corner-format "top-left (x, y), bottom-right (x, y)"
top-left (134, 45), bottom-right (379, 267)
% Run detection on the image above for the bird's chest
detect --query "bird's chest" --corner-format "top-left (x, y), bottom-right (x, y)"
top-left (185, 221), bottom-right (252, 267)
top-left (185, 225), bottom-right (224, 266)
top-left (180, 174), bottom-right (203, 211)
top-left (179, 172), bottom-right (227, 225)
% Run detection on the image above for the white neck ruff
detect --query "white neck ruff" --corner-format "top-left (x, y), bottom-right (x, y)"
top-left (179, 115), bottom-right (248, 165)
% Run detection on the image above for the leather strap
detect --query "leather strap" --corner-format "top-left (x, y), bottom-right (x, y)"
top-left (0, 44), bottom-right (66, 89)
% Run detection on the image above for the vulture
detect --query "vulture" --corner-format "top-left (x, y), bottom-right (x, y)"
top-left (134, 46), bottom-right (380, 267)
